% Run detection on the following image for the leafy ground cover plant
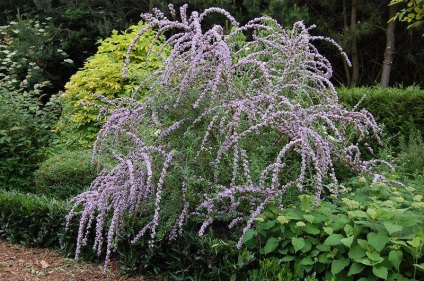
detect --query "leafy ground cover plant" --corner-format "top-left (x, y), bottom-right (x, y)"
top-left (243, 177), bottom-right (424, 280)
top-left (66, 4), bottom-right (393, 270)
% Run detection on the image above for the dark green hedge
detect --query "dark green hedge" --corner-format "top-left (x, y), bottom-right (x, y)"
top-left (0, 190), bottom-right (253, 279)
top-left (0, 191), bottom-right (99, 261)
top-left (338, 86), bottom-right (424, 148)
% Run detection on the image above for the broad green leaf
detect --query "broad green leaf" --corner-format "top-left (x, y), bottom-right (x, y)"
top-left (261, 220), bottom-right (276, 230)
top-left (317, 244), bottom-right (331, 252)
top-left (347, 262), bottom-right (366, 276)
top-left (367, 232), bottom-right (388, 252)
top-left (367, 208), bottom-right (377, 219)
top-left (351, 210), bottom-right (368, 218)
top-left (332, 215), bottom-right (351, 231)
top-left (407, 236), bottom-right (422, 248)
top-left (341, 236), bottom-right (354, 248)
top-left (301, 239), bottom-right (313, 253)
top-left (292, 237), bottom-right (305, 252)
top-left (372, 266), bottom-right (388, 280)
top-left (318, 253), bottom-right (329, 264)
top-left (366, 251), bottom-right (381, 262)
top-left (358, 258), bottom-right (372, 266)
top-left (323, 226), bottom-right (333, 235)
top-left (303, 214), bottom-right (315, 223)
top-left (324, 233), bottom-right (344, 246)
top-left (349, 244), bottom-right (366, 260)
top-left (304, 224), bottom-right (320, 235)
top-left (344, 224), bottom-right (354, 236)
top-left (280, 256), bottom-right (295, 262)
top-left (331, 258), bottom-right (350, 275)
top-left (301, 256), bottom-right (315, 266)
top-left (242, 229), bottom-right (256, 244)
top-left (263, 237), bottom-right (279, 254)
top-left (389, 250), bottom-right (403, 271)
top-left (383, 221), bottom-right (403, 235)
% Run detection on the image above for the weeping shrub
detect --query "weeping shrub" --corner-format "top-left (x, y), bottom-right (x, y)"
top-left (66, 4), bottom-right (392, 269)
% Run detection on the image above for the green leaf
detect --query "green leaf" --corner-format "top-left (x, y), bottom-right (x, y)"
top-left (318, 253), bottom-right (329, 264)
top-left (367, 232), bottom-right (388, 252)
top-left (292, 237), bottom-right (305, 252)
top-left (323, 226), bottom-right (333, 235)
top-left (372, 266), bottom-right (388, 280)
top-left (242, 229), bottom-right (256, 244)
top-left (341, 236), bottom-right (354, 248)
top-left (301, 256), bottom-right (315, 266)
top-left (344, 224), bottom-right (354, 236)
top-left (331, 258), bottom-right (350, 275)
top-left (317, 244), bottom-right (331, 252)
top-left (300, 195), bottom-right (312, 211)
top-left (304, 224), bottom-right (320, 235)
top-left (347, 262), bottom-right (366, 276)
top-left (414, 263), bottom-right (424, 271)
top-left (389, 250), bottom-right (403, 271)
top-left (383, 221), bottom-right (403, 235)
top-left (261, 220), bottom-right (276, 230)
top-left (407, 236), bottom-right (422, 248)
top-left (358, 258), bottom-right (372, 266)
top-left (280, 256), bottom-right (295, 262)
top-left (263, 237), bottom-right (279, 254)
top-left (303, 214), bottom-right (315, 223)
top-left (324, 233), bottom-right (344, 246)
top-left (366, 251), bottom-right (381, 262)
top-left (349, 245), bottom-right (366, 260)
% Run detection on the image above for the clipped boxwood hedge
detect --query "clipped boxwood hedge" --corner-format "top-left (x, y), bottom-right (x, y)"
top-left (338, 86), bottom-right (424, 148)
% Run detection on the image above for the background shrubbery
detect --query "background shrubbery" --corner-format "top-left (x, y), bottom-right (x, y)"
top-left (33, 150), bottom-right (97, 199)
top-left (0, 87), bottom-right (59, 189)
top-left (338, 86), bottom-right (424, 149)
top-left (0, 3), bottom-right (423, 280)
top-left (55, 22), bottom-right (168, 149)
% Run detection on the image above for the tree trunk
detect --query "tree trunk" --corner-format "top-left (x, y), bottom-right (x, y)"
top-left (350, 0), bottom-right (359, 87)
top-left (149, 0), bottom-right (154, 13)
top-left (381, 4), bottom-right (397, 88)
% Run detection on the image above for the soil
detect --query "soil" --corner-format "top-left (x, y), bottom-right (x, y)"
top-left (0, 239), bottom-right (161, 281)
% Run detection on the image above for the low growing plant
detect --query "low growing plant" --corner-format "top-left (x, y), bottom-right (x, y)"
top-left (66, 4), bottom-right (393, 270)
top-left (243, 177), bottom-right (424, 280)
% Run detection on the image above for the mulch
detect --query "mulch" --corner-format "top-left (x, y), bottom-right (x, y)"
top-left (0, 239), bottom-right (161, 281)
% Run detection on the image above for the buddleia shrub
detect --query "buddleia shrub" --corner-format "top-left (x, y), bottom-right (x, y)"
top-left (66, 5), bottom-right (392, 269)
top-left (55, 21), bottom-right (169, 149)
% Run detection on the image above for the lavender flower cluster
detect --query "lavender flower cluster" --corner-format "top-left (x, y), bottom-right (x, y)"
top-left (67, 4), bottom-right (391, 270)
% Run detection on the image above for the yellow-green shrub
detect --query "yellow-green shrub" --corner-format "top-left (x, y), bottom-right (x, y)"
top-left (55, 22), bottom-right (169, 149)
